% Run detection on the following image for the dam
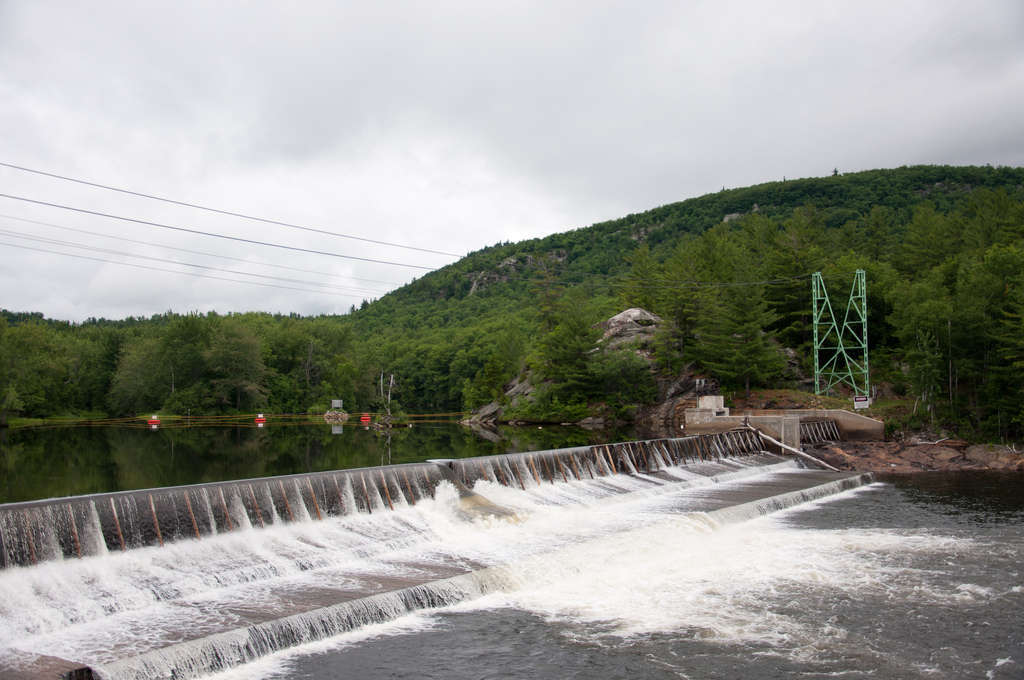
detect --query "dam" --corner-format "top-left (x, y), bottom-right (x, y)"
top-left (0, 427), bottom-right (882, 679)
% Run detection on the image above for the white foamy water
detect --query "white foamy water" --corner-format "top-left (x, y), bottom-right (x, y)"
top-left (230, 481), bottom-right (1024, 680)
top-left (0, 455), bottom-right (879, 678)
top-left (471, 487), bottom-right (974, 642)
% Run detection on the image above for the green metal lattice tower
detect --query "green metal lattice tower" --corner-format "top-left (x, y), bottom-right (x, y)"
top-left (812, 269), bottom-right (869, 397)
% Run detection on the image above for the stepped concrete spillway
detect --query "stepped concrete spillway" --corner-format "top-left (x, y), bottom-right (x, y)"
top-left (0, 463), bottom-right (452, 569)
top-left (0, 427), bottom-right (869, 680)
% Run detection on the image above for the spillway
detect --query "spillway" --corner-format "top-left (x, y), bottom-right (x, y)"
top-left (0, 463), bottom-right (449, 569)
top-left (0, 430), bottom-right (870, 679)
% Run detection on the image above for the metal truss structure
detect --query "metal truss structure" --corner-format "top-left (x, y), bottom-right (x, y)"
top-left (812, 269), bottom-right (869, 397)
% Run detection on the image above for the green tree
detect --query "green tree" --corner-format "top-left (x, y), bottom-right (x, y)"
top-left (619, 242), bottom-right (661, 312)
top-left (654, 235), bottom-right (712, 374)
top-left (0, 321), bottom-right (74, 416)
top-left (763, 208), bottom-right (827, 348)
top-left (0, 386), bottom-right (23, 425)
top-left (204, 320), bottom-right (268, 411)
top-left (908, 328), bottom-right (943, 426)
top-left (160, 313), bottom-right (211, 396)
top-left (695, 283), bottom-right (783, 399)
top-left (109, 336), bottom-right (165, 414)
top-left (897, 204), bottom-right (960, 274)
top-left (535, 290), bottom-right (601, 395)
top-left (995, 275), bottom-right (1024, 429)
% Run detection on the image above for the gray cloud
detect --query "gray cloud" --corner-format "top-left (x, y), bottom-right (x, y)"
top-left (1, 1), bottom-right (1022, 321)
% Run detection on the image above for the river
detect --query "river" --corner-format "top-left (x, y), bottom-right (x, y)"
top-left (0, 422), bottom-right (632, 504)
top-left (0, 424), bottom-right (1020, 679)
top-left (208, 471), bottom-right (1024, 680)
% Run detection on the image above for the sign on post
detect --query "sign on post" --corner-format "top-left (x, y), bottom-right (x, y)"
top-left (853, 395), bottom-right (870, 410)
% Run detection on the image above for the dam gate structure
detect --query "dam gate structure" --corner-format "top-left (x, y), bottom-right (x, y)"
top-left (0, 428), bottom-right (870, 679)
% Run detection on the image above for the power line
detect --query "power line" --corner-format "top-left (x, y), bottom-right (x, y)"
top-left (0, 240), bottom-right (369, 300)
top-left (0, 160), bottom-right (463, 258)
top-left (610, 273), bottom-right (813, 289)
top-left (0, 192), bottom-right (435, 270)
top-left (0, 228), bottom-right (388, 295)
top-left (0, 213), bottom-right (398, 290)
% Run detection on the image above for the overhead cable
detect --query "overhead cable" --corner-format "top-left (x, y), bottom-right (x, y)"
top-left (0, 213), bottom-right (397, 289)
top-left (0, 160), bottom-right (462, 258)
top-left (0, 192), bottom-right (434, 270)
top-left (610, 273), bottom-right (813, 289)
top-left (0, 241), bottom-right (368, 300)
top-left (0, 228), bottom-right (386, 295)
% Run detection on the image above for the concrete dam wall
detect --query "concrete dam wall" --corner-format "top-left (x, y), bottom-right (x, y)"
top-left (0, 429), bottom-right (784, 569)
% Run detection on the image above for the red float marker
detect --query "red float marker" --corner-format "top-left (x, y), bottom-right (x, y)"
top-left (254, 413), bottom-right (267, 424)
top-left (147, 414), bottom-right (160, 430)
top-left (359, 413), bottom-right (371, 425)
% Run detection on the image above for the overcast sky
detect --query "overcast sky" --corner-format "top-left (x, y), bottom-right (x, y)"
top-left (1, 1), bottom-right (1022, 322)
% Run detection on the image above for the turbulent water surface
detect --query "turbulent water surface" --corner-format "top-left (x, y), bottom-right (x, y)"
top-left (0, 432), bottom-right (1020, 680)
top-left (212, 472), bottom-right (1024, 680)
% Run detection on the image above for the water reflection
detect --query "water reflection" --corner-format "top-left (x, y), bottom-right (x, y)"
top-left (878, 470), bottom-right (1024, 519)
top-left (0, 422), bottom-right (634, 504)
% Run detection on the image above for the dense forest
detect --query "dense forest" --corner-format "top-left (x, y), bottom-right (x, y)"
top-left (2, 165), bottom-right (1024, 441)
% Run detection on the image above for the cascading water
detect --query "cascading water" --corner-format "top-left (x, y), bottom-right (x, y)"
top-left (0, 463), bottom-right (448, 568)
top-left (0, 431), bottom-right (872, 679)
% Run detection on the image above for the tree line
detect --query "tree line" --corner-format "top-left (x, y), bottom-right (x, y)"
top-left (617, 187), bottom-right (1024, 440)
top-left (2, 165), bottom-right (1024, 441)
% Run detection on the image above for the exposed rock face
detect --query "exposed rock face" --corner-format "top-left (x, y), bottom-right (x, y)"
top-left (806, 440), bottom-right (1024, 473)
top-left (462, 375), bottom-right (535, 424)
top-left (464, 249), bottom-right (568, 295)
top-left (465, 308), bottom-right (663, 425)
top-left (597, 308), bottom-right (662, 349)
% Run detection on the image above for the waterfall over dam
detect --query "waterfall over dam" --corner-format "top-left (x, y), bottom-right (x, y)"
top-left (0, 462), bottom-right (452, 569)
top-left (0, 427), bottom-right (869, 680)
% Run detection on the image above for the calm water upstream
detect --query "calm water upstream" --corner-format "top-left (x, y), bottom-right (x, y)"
top-left (0, 422), bottom-right (632, 504)
top-left (207, 472), bottom-right (1024, 680)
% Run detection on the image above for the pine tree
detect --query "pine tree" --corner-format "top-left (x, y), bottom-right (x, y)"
top-left (695, 284), bottom-right (784, 399)
top-left (619, 242), bottom-right (661, 312)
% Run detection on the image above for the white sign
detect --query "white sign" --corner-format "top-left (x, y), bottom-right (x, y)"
top-left (853, 396), bottom-right (870, 410)
top-left (331, 399), bottom-right (343, 409)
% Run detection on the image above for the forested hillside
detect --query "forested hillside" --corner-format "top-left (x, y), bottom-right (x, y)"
top-left (3, 165), bottom-right (1024, 441)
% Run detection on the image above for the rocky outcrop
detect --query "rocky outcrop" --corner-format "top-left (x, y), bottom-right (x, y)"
top-left (596, 308), bottom-right (661, 349)
top-left (806, 439), bottom-right (1024, 473)
top-left (465, 249), bottom-right (568, 295)
top-left (462, 375), bottom-right (535, 424)
top-left (722, 203), bottom-right (759, 223)
top-left (465, 308), bottom-right (663, 426)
